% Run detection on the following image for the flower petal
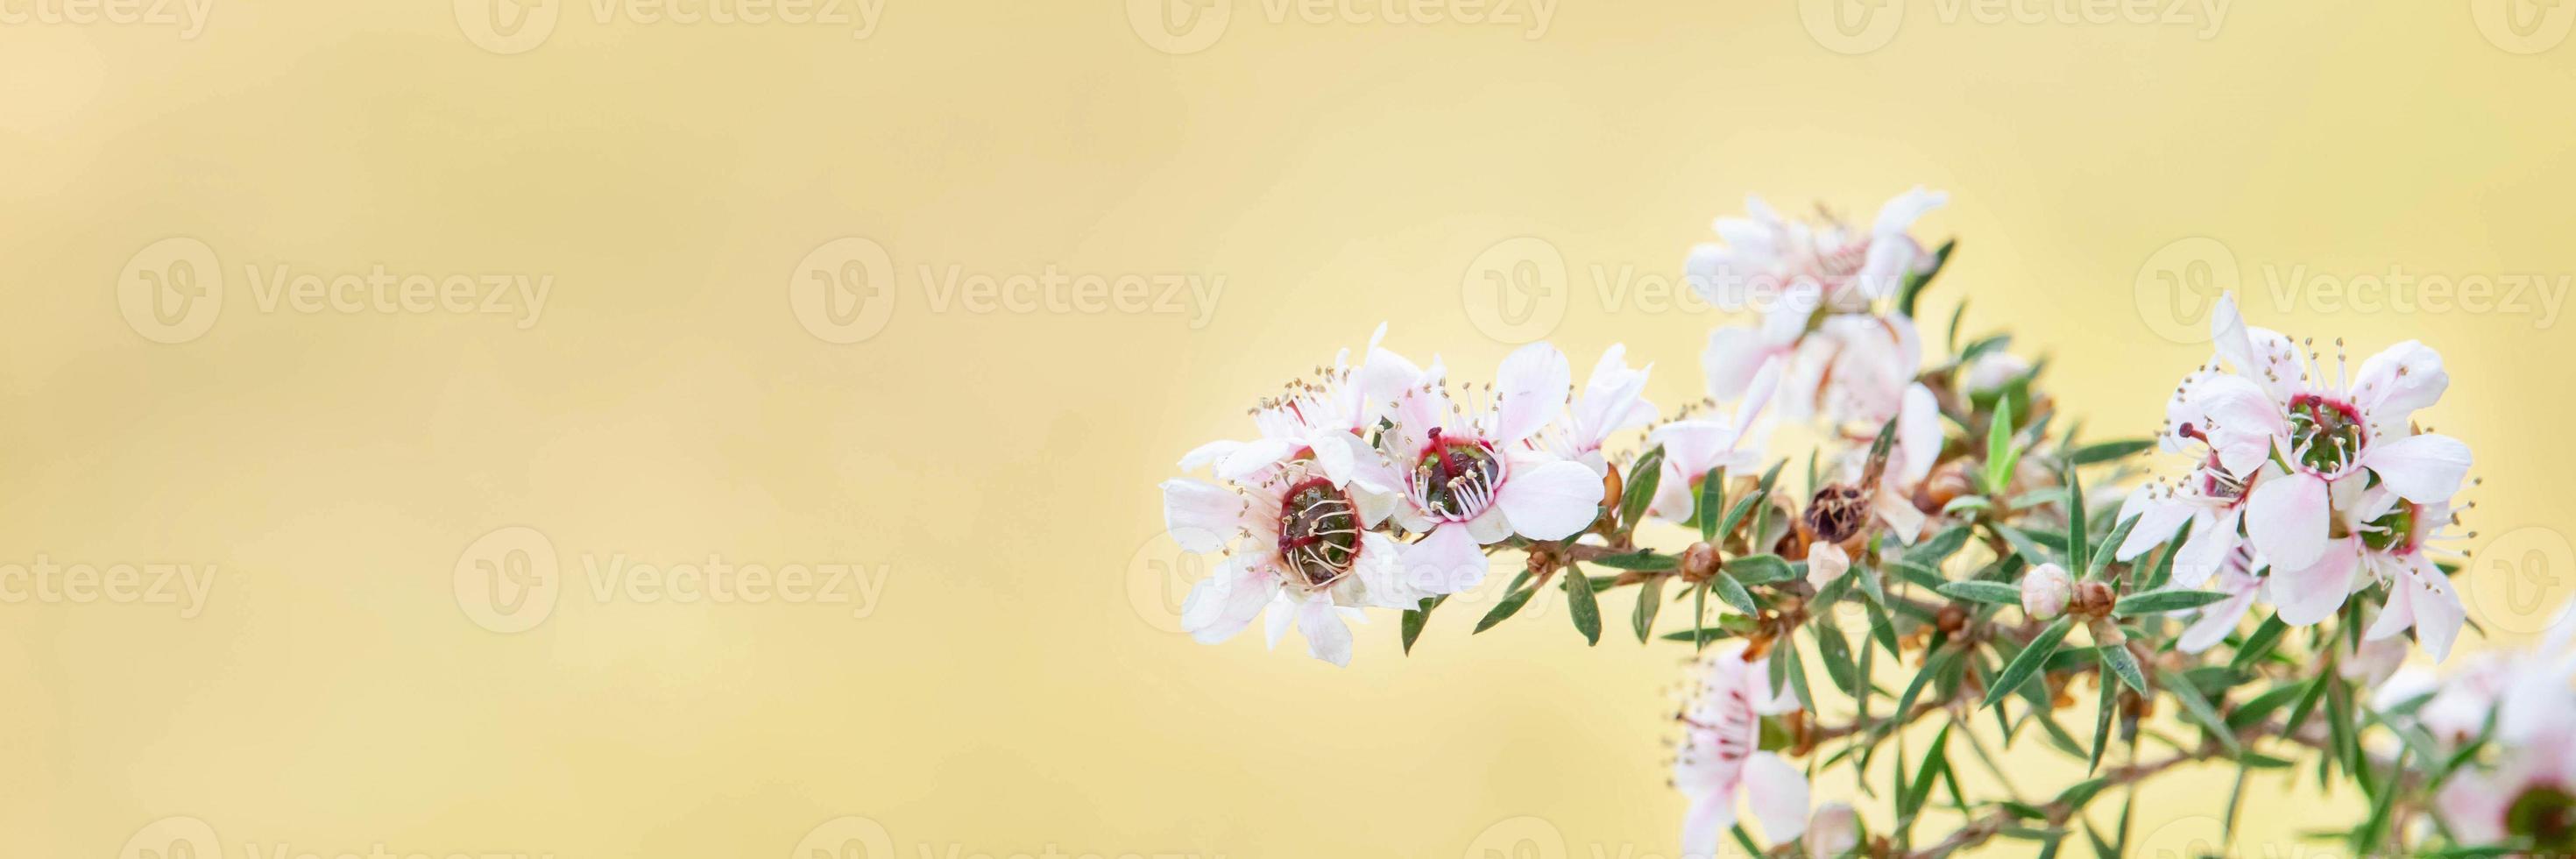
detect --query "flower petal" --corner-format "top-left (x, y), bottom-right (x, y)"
top-left (2245, 471), bottom-right (2332, 571)
top-left (1702, 326), bottom-right (1777, 401)
top-left (1295, 598), bottom-right (1354, 667)
top-left (1493, 342), bottom-right (1571, 444)
top-left (1744, 751), bottom-right (1813, 848)
top-left (2269, 541), bottom-right (2360, 626)
top-left (1160, 479), bottom-right (1243, 553)
top-left (1805, 543), bottom-right (1851, 592)
top-left (2363, 433), bottom-right (2473, 503)
top-left (1398, 522), bottom-right (1490, 597)
top-left (1179, 556), bottom-right (1274, 644)
top-left (1497, 458), bottom-right (1608, 541)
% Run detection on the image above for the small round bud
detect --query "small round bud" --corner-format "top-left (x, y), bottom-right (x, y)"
top-left (1681, 542), bottom-right (1720, 584)
top-left (2020, 563), bottom-right (2073, 621)
top-left (1806, 803), bottom-right (1860, 859)
top-left (2072, 580), bottom-right (2117, 619)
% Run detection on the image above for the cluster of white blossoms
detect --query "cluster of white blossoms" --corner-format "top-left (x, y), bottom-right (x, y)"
top-left (1157, 187), bottom-right (2554, 857)
top-left (1159, 328), bottom-right (1659, 665)
top-left (2119, 294), bottom-right (2476, 659)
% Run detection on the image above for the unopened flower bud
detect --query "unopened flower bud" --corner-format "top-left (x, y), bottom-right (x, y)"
top-left (2072, 580), bottom-right (2117, 619)
top-left (1805, 542), bottom-right (1851, 591)
top-left (2020, 563), bottom-right (2072, 621)
top-left (1681, 542), bottom-right (1720, 584)
top-left (1806, 802), bottom-right (1860, 859)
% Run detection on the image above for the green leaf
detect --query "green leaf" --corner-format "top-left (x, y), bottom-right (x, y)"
top-left (2086, 514), bottom-right (2138, 580)
top-left (2114, 588), bottom-right (2231, 615)
top-left (1897, 238), bottom-right (1955, 318)
top-left (1985, 397), bottom-right (2020, 495)
top-left (2067, 465), bottom-right (2088, 574)
top-left (1710, 572), bottom-right (1760, 617)
top-left (1936, 580), bottom-right (2023, 606)
top-left (1814, 621), bottom-right (1858, 694)
top-left (2231, 616), bottom-right (2290, 672)
top-left (1631, 576), bottom-right (1664, 643)
top-left (1725, 553), bottom-right (1799, 585)
top-left (2156, 668), bottom-right (2241, 754)
top-left (1618, 446), bottom-right (1664, 529)
top-left (2067, 438), bottom-right (2155, 465)
top-left (2226, 682), bottom-right (2311, 731)
top-left (1886, 557), bottom-right (1948, 591)
top-left (1691, 579), bottom-right (1712, 651)
top-left (1588, 551), bottom-right (1679, 571)
top-left (1474, 582), bottom-right (1538, 633)
top-left (1984, 616), bottom-right (2075, 708)
top-left (1400, 596), bottom-right (1442, 653)
top-left (1699, 467), bottom-right (1725, 543)
top-left (1907, 525), bottom-right (1975, 566)
top-left (2099, 644), bottom-right (2148, 694)
top-left (1900, 721), bottom-right (1953, 824)
top-left (2090, 658), bottom-right (2117, 774)
top-left (1780, 636), bottom-right (1817, 713)
top-left (1564, 563), bottom-right (1601, 645)
top-left (1990, 522), bottom-right (2056, 568)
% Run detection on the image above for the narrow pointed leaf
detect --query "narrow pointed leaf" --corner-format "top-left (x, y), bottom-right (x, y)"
top-left (1983, 616), bottom-right (2074, 708)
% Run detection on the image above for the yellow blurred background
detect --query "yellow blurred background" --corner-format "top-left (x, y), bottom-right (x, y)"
top-left (4, 0), bottom-right (2574, 855)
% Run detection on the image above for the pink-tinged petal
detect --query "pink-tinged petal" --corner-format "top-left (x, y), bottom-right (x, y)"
top-left (1180, 557), bottom-right (1275, 645)
top-left (1743, 751), bottom-right (1813, 848)
top-left (2269, 542), bottom-right (2360, 626)
top-left (2388, 557), bottom-right (2464, 661)
top-left (1302, 431), bottom-right (1357, 486)
top-left (2177, 586), bottom-right (2257, 653)
top-left (1262, 593), bottom-right (1293, 650)
top-left (1215, 437), bottom-right (1304, 480)
top-left (1160, 479), bottom-right (1243, 553)
top-left (1805, 543), bottom-right (1851, 592)
top-left (1398, 523), bottom-right (1489, 597)
top-left (2245, 471), bottom-right (2332, 571)
top-left (2363, 433), bottom-right (2473, 503)
top-left (1497, 458), bottom-right (1606, 541)
top-left (1648, 462), bottom-right (1697, 523)
top-left (2436, 772), bottom-right (2511, 846)
top-left (1854, 235), bottom-right (1922, 299)
top-left (1575, 344), bottom-right (1654, 442)
top-left (1872, 186), bottom-right (1949, 240)
top-left (1178, 439), bottom-right (1241, 472)
top-left (2351, 340), bottom-right (2448, 423)
top-left (1295, 598), bottom-right (1354, 667)
top-left (1703, 326), bottom-right (1778, 401)
top-left (1745, 655), bottom-right (1801, 715)
top-left (2115, 494), bottom-right (2193, 562)
top-left (1895, 384), bottom-right (1943, 484)
top-left (1679, 789), bottom-right (1739, 859)
top-left (2170, 508), bottom-right (2237, 588)
top-left (2210, 293), bottom-right (2255, 375)
top-left (1348, 532), bottom-right (1420, 609)
top-left (1493, 342), bottom-right (1571, 444)
top-left (2365, 568), bottom-right (2417, 642)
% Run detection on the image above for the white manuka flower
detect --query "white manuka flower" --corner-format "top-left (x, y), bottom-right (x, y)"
top-left (1381, 343), bottom-right (1606, 595)
top-left (1708, 309), bottom-right (1926, 428)
top-left (2266, 486), bottom-right (2469, 658)
top-left (1686, 187), bottom-right (1948, 329)
top-left (1646, 358), bottom-right (1784, 524)
top-left (1674, 643), bottom-right (1809, 855)
top-left (1532, 343), bottom-right (1658, 475)
top-left (2114, 453), bottom-right (2265, 588)
top-left (2433, 605), bottom-right (2576, 850)
top-left (1160, 456), bottom-right (1410, 668)
top-left (2176, 294), bottom-right (2471, 574)
top-left (1178, 324), bottom-right (1418, 505)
